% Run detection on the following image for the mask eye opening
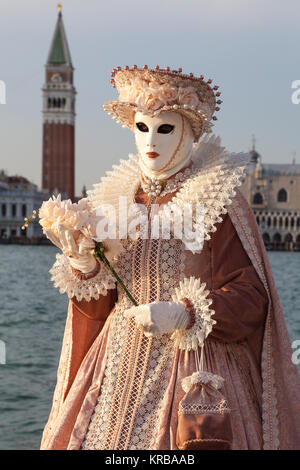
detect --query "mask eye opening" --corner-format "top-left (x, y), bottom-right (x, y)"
top-left (157, 124), bottom-right (175, 134)
top-left (136, 122), bottom-right (149, 132)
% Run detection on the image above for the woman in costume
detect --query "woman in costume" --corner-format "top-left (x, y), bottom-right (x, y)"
top-left (41, 65), bottom-right (300, 450)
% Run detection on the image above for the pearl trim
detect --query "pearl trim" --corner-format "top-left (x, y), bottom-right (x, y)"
top-left (141, 166), bottom-right (195, 198)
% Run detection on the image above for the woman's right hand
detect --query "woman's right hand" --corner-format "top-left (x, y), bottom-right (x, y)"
top-left (44, 225), bottom-right (97, 274)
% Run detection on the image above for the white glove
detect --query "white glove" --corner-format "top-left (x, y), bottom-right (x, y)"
top-left (44, 225), bottom-right (97, 274)
top-left (124, 301), bottom-right (189, 337)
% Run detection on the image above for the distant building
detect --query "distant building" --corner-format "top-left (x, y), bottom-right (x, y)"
top-left (0, 170), bottom-right (48, 239)
top-left (42, 5), bottom-right (76, 200)
top-left (240, 141), bottom-right (300, 250)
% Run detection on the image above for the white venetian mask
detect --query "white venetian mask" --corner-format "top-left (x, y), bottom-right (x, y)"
top-left (134, 110), bottom-right (194, 180)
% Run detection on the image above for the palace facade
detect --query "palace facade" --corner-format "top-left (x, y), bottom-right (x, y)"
top-left (240, 146), bottom-right (300, 250)
top-left (0, 170), bottom-right (47, 240)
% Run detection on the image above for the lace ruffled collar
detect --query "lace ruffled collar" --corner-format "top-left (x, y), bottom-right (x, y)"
top-left (87, 135), bottom-right (249, 253)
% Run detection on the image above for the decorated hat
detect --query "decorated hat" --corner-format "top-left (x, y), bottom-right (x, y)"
top-left (103, 65), bottom-right (222, 142)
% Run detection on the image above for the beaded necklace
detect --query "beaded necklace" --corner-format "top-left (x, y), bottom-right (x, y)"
top-left (140, 166), bottom-right (195, 198)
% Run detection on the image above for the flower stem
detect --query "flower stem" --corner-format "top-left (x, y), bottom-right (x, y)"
top-left (94, 242), bottom-right (138, 306)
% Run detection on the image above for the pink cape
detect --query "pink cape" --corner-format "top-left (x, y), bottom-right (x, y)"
top-left (40, 191), bottom-right (300, 450)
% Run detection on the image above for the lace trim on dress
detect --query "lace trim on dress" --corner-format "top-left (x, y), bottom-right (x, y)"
top-left (171, 276), bottom-right (215, 351)
top-left (82, 238), bottom-right (186, 450)
top-left (49, 253), bottom-right (116, 302)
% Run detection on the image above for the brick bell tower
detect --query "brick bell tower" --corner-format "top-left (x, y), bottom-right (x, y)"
top-left (42, 4), bottom-right (76, 200)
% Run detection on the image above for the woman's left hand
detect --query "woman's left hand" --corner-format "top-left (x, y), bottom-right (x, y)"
top-left (124, 301), bottom-right (189, 337)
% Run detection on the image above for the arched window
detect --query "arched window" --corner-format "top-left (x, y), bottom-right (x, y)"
top-left (253, 192), bottom-right (263, 204)
top-left (278, 188), bottom-right (287, 202)
top-left (12, 204), bottom-right (16, 217)
top-left (285, 217), bottom-right (289, 228)
top-left (22, 204), bottom-right (27, 217)
top-left (256, 216), bottom-right (260, 225)
top-left (273, 233), bottom-right (282, 243)
top-left (273, 217), bottom-right (277, 227)
top-left (284, 233), bottom-right (293, 243)
top-left (1, 204), bottom-right (6, 217)
top-left (267, 217), bottom-right (271, 227)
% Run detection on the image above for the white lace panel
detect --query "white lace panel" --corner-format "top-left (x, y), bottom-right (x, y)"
top-left (81, 237), bottom-right (186, 450)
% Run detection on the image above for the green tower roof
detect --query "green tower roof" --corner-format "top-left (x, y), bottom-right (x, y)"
top-left (47, 11), bottom-right (73, 66)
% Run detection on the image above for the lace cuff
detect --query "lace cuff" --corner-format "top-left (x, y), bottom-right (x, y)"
top-left (171, 277), bottom-right (215, 351)
top-left (50, 253), bottom-right (116, 302)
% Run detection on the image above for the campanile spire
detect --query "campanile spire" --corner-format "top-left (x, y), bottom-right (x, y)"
top-left (42, 5), bottom-right (76, 200)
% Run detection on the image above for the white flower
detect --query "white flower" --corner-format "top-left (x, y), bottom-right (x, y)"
top-left (39, 194), bottom-right (124, 262)
top-left (39, 194), bottom-right (90, 237)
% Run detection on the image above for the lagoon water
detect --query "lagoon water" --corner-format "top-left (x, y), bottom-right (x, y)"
top-left (0, 245), bottom-right (299, 450)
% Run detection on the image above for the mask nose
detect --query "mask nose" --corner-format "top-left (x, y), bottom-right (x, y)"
top-left (146, 129), bottom-right (157, 149)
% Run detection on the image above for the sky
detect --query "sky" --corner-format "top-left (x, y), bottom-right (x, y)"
top-left (0, 0), bottom-right (300, 196)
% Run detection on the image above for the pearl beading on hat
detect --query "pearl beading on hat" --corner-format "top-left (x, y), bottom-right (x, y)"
top-left (109, 65), bottom-right (222, 118)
